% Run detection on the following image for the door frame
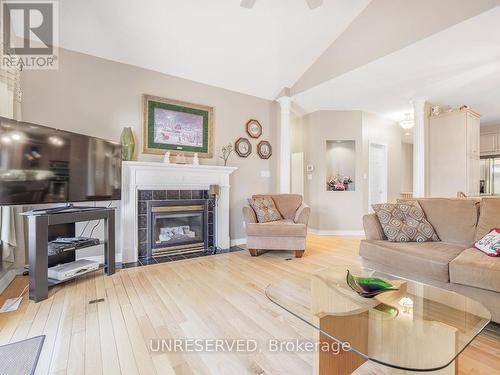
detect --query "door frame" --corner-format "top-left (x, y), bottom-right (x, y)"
top-left (368, 141), bottom-right (388, 211)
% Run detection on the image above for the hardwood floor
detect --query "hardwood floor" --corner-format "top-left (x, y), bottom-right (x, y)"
top-left (0, 235), bottom-right (499, 375)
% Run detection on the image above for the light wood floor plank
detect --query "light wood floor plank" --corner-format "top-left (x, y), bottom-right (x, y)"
top-left (0, 235), bottom-right (498, 375)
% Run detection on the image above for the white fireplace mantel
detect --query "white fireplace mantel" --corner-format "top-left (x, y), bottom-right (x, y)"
top-left (120, 161), bottom-right (237, 263)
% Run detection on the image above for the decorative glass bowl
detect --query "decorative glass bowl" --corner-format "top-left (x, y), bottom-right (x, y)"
top-left (346, 270), bottom-right (398, 298)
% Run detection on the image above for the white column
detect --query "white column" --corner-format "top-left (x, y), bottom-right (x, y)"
top-left (412, 99), bottom-right (426, 197)
top-left (277, 96), bottom-right (292, 193)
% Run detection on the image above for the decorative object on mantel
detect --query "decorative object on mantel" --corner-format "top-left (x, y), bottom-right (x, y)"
top-left (218, 143), bottom-right (233, 166)
top-left (120, 127), bottom-right (135, 161)
top-left (175, 152), bottom-right (187, 164)
top-left (143, 94), bottom-right (214, 158)
top-left (346, 270), bottom-right (398, 298)
top-left (257, 140), bottom-right (272, 159)
top-left (163, 151), bottom-right (171, 164)
top-left (327, 174), bottom-right (353, 191)
top-left (246, 119), bottom-right (262, 138)
top-left (192, 153), bottom-right (199, 165)
top-left (235, 137), bottom-right (252, 158)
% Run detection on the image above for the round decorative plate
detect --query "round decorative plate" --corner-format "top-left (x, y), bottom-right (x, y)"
top-left (235, 137), bottom-right (252, 158)
top-left (257, 140), bottom-right (272, 159)
top-left (246, 119), bottom-right (262, 139)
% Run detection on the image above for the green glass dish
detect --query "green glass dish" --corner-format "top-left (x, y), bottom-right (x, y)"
top-left (346, 270), bottom-right (398, 298)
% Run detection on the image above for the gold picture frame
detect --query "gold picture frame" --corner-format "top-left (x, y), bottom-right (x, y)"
top-left (143, 95), bottom-right (214, 158)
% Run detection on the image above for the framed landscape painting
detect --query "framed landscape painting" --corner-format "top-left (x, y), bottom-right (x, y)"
top-left (143, 95), bottom-right (214, 158)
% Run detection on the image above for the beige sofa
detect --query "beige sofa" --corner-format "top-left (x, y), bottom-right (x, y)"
top-left (360, 198), bottom-right (500, 323)
top-left (243, 194), bottom-right (310, 258)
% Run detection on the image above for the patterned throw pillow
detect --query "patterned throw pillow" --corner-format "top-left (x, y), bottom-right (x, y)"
top-left (372, 201), bottom-right (440, 242)
top-left (474, 228), bottom-right (500, 256)
top-left (248, 196), bottom-right (282, 223)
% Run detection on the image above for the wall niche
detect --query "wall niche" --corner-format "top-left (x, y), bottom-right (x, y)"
top-left (326, 140), bottom-right (355, 191)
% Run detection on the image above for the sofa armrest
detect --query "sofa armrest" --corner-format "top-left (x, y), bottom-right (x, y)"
top-left (243, 205), bottom-right (257, 225)
top-left (363, 213), bottom-right (386, 240)
top-left (294, 203), bottom-right (311, 225)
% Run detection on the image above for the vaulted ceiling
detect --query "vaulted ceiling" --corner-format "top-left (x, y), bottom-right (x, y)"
top-left (58, 0), bottom-right (500, 123)
top-left (58, 0), bottom-right (369, 99)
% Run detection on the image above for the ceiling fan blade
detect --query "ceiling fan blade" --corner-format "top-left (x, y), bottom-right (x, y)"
top-left (305, 0), bottom-right (323, 9)
top-left (240, 0), bottom-right (257, 8)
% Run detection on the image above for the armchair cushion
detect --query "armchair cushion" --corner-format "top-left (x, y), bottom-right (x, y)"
top-left (246, 219), bottom-right (307, 237)
top-left (252, 194), bottom-right (302, 220)
top-left (248, 196), bottom-right (282, 223)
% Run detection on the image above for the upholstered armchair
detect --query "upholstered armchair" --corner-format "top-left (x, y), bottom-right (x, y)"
top-left (243, 194), bottom-right (310, 258)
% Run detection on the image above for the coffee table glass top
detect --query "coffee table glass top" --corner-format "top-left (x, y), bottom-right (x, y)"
top-left (265, 265), bottom-right (491, 372)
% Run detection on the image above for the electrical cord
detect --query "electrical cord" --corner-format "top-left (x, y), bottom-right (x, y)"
top-left (78, 202), bottom-right (97, 237)
top-left (1, 283), bottom-right (29, 312)
top-left (79, 201), bottom-right (113, 238)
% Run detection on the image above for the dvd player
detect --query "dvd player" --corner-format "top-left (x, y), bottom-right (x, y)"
top-left (48, 259), bottom-right (100, 281)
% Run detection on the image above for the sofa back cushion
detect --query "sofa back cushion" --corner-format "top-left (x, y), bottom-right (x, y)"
top-left (416, 198), bottom-right (479, 247)
top-left (253, 194), bottom-right (302, 220)
top-left (372, 201), bottom-right (439, 242)
top-left (476, 198), bottom-right (500, 241)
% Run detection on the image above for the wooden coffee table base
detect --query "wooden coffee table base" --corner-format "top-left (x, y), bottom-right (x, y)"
top-left (315, 314), bottom-right (458, 375)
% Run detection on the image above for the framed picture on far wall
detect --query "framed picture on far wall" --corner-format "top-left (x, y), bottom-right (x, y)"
top-left (143, 95), bottom-right (214, 158)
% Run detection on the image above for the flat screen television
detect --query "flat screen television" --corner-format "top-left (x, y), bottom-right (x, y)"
top-left (0, 116), bottom-right (122, 206)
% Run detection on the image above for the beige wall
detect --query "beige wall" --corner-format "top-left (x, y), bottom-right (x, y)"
top-left (401, 142), bottom-right (414, 192)
top-left (302, 111), bottom-right (364, 231)
top-left (361, 112), bottom-right (403, 211)
top-left (292, 110), bottom-right (402, 232)
top-left (20, 48), bottom-right (279, 243)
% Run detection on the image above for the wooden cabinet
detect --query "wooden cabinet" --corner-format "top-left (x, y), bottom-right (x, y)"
top-left (480, 125), bottom-right (500, 156)
top-left (429, 109), bottom-right (481, 197)
top-left (480, 133), bottom-right (497, 153)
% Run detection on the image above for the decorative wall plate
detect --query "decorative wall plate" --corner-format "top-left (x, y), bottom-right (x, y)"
top-left (257, 140), bottom-right (272, 159)
top-left (246, 119), bottom-right (262, 139)
top-left (235, 137), bottom-right (252, 158)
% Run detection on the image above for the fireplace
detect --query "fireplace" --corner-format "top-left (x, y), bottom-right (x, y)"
top-left (146, 199), bottom-right (209, 257)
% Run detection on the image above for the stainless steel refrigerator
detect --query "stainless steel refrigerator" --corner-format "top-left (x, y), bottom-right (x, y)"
top-left (480, 157), bottom-right (500, 195)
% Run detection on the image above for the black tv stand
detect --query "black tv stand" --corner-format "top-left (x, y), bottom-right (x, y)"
top-left (22, 207), bottom-right (116, 302)
top-left (30, 203), bottom-right (107, 215)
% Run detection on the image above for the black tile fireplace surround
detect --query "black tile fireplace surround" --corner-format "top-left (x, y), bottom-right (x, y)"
top-left (137, 189), bottom-right (215, 258)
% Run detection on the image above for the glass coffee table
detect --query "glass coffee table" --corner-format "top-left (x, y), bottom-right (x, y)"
top-left (266, 265), bottom-right (491, 375)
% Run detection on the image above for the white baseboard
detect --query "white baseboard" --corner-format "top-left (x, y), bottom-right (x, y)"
top-left (230, 238), bottom-right (246, 246)
top-left (308, 228), bottom-right (364, 236)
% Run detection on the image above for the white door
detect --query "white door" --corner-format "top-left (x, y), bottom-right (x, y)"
top-left (291, 152), bottom-right (304, 196)
top-left (369, 143), bottom-right (388, 211)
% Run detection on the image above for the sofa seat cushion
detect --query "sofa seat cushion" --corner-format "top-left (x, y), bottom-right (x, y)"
top-left (246, 219), bottom-right (306, 237)
top-left (359, 240), bottom-right (467, 283)
top-left (450, 248), bottom-right (500, 293)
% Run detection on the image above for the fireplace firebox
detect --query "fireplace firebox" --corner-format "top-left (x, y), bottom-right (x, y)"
top-left (147, 200), bottom-right (208, 257)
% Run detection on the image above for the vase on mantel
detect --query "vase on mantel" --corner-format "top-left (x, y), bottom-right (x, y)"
top-left (120, 127), bottom-right (135, 161)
